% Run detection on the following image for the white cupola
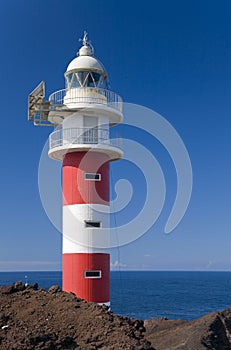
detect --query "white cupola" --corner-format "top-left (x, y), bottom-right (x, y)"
top-left (65, 31), bottom-right (109, 90)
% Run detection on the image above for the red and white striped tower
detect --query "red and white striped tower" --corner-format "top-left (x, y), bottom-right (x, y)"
top-left (33, 32), bottom-right (123, 306)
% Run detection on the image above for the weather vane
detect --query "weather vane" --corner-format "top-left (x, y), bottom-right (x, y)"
top-left (78, 31), bottom-right (94, 56)
top-left (79, 31), bottom-right (90, 47)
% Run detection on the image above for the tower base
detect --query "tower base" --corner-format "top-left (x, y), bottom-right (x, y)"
top-left (62, 253), bottom-right (110, 304)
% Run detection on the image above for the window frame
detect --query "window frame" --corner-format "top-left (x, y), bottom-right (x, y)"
top-left (84, 270), bottom-right (102, 278)
top-left (84, 220), bottom-right (102, 228)
top-left (84, 173), bottom-right (101, 181)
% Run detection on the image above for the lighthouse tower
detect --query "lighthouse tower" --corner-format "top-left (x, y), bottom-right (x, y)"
top-left (28, 32), bottom-right (123, 306)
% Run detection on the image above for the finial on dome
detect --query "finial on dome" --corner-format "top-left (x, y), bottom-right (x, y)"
top-left (78, 31), bottom-right (94, 57)
top-left (82, 31), bottom-right (88, 46)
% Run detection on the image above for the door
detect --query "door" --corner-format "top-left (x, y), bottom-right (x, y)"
top-left (83, 116), bottom-right (99, 144)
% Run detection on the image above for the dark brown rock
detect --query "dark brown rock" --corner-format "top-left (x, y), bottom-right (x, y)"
top-left (12, 281), bottom-right (25, 292)
top-left (48, 285), bottom-right (61, 293)
top-left (2, 281), bottom-right (231, 349)
top-left (145, 309), bottom-right (231, 349)
top-left (0, 286), bottom-right (13, 295)
top-left (0, 282), bottom-right (153, 350)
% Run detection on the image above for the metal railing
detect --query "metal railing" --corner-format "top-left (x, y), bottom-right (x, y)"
top-left (49, 88), bottom-right (123, 112)
top-left (49, 127), bottom-right (122, 150)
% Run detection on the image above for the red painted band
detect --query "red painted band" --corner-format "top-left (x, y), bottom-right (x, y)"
top-left (62, 253), bottom-right (110, 303)
top-left (62, 152), bottom-right (110, 206)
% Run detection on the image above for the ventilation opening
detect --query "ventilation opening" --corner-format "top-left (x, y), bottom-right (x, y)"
top-left (85, 221), bottom-right (101, 228)
top-left (84, 270), bottom-right (102, 278)
top-left (84, 173), bottom-right (101, 181)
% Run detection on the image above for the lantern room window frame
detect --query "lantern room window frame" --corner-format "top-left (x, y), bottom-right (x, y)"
top-left (65, 70), bottom-right (108, 89)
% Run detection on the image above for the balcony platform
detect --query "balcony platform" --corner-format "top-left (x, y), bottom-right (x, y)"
top-left (48, 88), bottom-right (123, 126)
top-left (48, 127), bottom-right (123, 161)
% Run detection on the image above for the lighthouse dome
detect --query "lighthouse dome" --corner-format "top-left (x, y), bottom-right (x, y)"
top-left (65, 32), bottom-right (108, 89)
top-left (66, 55), bottom-right (107, 76)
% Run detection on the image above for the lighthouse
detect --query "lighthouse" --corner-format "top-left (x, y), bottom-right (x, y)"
top-left (28, 32), bottom-right (123, 306)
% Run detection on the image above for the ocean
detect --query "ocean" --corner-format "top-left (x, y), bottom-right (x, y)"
top-left (0, 271), bottom-right (230, 321)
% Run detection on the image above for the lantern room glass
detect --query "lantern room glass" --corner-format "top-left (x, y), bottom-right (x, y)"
top-left (66, 71), bottom-right (108, 89)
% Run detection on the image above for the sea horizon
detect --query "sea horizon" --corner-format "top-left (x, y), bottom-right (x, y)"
top-left (1, 269), bottom-right (231, 273)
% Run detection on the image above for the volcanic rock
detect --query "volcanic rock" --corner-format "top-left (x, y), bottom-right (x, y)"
top-left (144, 310), bottom-right (231, 349)
top-left (0, 282), bottom-right (153, 350)
top-left (1, 281), bottom-right (231, 349)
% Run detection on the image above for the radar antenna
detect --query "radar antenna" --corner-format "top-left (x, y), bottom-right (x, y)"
top-left (28, 81), bottom-right (51, 126)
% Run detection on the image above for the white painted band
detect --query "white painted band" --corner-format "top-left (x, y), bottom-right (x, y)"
top-left (63, 204), bottom-right (110, 253)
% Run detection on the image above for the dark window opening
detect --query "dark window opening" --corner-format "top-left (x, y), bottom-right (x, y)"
top-left (85, 221), bottom-right (101, 228)
top-left (84, 270), bottom-right (102, 278)
top-left (84, 173), bottom-right (101, 181)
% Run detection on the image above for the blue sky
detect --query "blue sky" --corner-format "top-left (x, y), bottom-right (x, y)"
top-left (0, 0), bottom-right (230, 271)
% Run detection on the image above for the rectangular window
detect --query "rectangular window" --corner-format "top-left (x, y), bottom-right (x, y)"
top-left (85, 221), bottom-right (101, 228)
top-left (84, 270), bottom-right (102, 278)
top-left (84, 173), bottom-right (101, 181)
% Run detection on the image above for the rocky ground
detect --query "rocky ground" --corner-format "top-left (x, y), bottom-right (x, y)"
top-left (145, 310), bottom-right (231, 350)
top-left (0, 282), bottom-right (152, 350)
top-left (1, 282), bottom-right (231, 350)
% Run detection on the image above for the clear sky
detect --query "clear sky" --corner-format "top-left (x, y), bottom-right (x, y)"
top-left (0, 0), bottom-right (230, 271)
